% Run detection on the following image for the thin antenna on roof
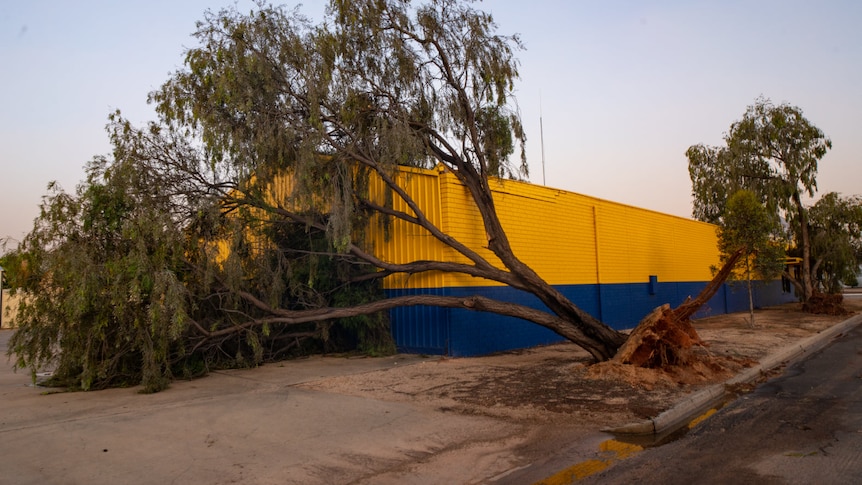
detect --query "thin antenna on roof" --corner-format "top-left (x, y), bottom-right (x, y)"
top-left (539, 93), bottom-right (546, 186)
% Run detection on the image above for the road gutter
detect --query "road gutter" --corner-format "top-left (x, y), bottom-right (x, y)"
top-left (606, 312), bottom-right (862, 436)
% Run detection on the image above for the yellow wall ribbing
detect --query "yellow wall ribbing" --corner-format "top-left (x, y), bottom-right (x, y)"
top-left (365, 166), bottom-right (719, 290)
top-left (367, 167), bottom-right (450, 291)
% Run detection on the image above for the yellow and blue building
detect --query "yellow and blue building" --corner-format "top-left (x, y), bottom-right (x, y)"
top-left (363, 165), bottom-right (795, 356)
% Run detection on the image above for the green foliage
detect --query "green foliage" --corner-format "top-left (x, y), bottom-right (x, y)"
top-left (6, 153), bottom-right (393, 392)
top-left (717, 190), bottom-right (786, 324)
top-left (8, 158), bottom-right (191, 392)
top-left (808, 193), bottom-right (862, 293)
top-left (718, 190), bottom-right (783, 266)
top-left (151, 0), bottom-right (527, 253)
top-left (688, 97), bottom-right (831, 224)
top-left (688, 97), bottom-right (833, 303)
top-left (260, 220), bottom-right (395, 356)
top-left (686, 144), bottom-right (734, 224)
top-left (718, 189), bottom-right (785, 280)
top-left (726, 98), bottom-right (831, 210)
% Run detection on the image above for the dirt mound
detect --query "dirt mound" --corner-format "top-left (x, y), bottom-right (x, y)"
top-left (584, 361), bottom-right (679, 390)
top-left (804, 292), bottom-right (849, 315)
top-left (587, 351), bottom-right (756, 389)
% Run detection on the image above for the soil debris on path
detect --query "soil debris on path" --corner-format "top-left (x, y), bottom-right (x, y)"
top-left (300, 298), bottom-right (862, 429)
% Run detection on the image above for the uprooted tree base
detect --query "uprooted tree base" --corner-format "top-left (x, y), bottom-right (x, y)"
top-left (599, 254), bottom-right (851, 385)
top-left (613, 304), bottom-right (704, 368)
top-left (803, 292), bottom-right (849, 315)
top-left (602, 303), bottom-right (748, 386)
top-left (603, 248), bottom-right (747, 382)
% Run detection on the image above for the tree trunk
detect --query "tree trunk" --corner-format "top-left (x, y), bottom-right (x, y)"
top-left (746, 259), bottom-right (755, 327)
top-left (612, 304), bottom-right (704, 367)
top-left (453, 162), bottom-right (627, 360)
top-left (747, 274), bottom-right (755, 327)
top-left (793, 192), bottom-right (814, 305)
top-left (670, 248), bottom-right (745, 321)
top-left (198, 289), bottom-right (623, 362)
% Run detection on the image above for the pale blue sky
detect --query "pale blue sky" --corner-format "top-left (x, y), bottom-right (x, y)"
top-left (2, 1), bottom-right (860, 244)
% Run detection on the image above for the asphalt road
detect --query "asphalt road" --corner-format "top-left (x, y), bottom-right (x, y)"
top-left (582, 322), bottom-right (862, 484)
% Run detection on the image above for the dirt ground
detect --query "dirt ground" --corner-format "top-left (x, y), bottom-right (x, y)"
top-left (301, 294), bottom-right (862, 431)
top-left (4, 295), bottom-right (861, 485)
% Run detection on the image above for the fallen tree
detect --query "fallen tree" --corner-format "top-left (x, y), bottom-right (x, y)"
top-left (146, 0), bottom-right (629, 361)
top-left (6, 0), bottom-right (746, 391)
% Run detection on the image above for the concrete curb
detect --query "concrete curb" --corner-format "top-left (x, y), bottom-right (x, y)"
top-left (606, 312), bottom-right (862, 436)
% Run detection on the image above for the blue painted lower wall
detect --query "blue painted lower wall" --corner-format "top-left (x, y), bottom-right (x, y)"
top-left (387, 279), bottom-right (797, 356)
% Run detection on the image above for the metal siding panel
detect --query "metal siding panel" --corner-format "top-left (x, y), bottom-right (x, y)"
top-left (594, 202), bottom-right (719, 285)
top-left (445, 285), bottom-right (583, 356)
top-left (753, 279), bottom-right (798, 307)
top-left (387, 287), bottom-right (450, 354)
top-left (368, 167), bottom-right (451, 291)
top-left (594, 201), bottom-right (630, 283)
top-left (375, 166), bottom-right (720, 291)
top-left (723, 283), bottom-right (752, 314)
top-left (669, 218), bottom-right (721, 282)
top-left (492, 187), bottom-right (598, 285)
top-left (387, 278), bottom-right (792, 356)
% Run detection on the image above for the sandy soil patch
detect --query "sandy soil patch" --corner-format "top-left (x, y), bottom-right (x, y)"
top-left (300, 297), bottom-right (862, 429)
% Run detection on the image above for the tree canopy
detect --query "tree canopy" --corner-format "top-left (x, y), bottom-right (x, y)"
top-left (807, 192), bottom-right (862, 293)
top-left (688, 97), bottom-right (833, 304)
top-left (6, 0), bottom-right (632, 391)
top-left (144, 0), bottom-right (626, 360)
top-left (716, 189), bottom-right (785, 325)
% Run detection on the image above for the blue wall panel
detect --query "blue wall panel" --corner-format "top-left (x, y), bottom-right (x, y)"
top-left (597, 283), bottom-right (661, 329)
top-left (386, 279), bottom-right (797, 356)
top-left (445, 286), bottom-right (570, 357)
top-left (758, 279), bottom-right (798, 306)
top-left (388, 287), bottom-right (451, 354)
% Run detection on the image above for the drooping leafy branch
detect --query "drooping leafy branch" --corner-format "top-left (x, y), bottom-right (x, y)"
top-left (144, 0), bottom-right (625, 360)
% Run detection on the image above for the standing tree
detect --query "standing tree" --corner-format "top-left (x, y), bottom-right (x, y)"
top-left (688, 97), bottom-right (832, 306)
top-left (807, 193), bottom-right (862, 294)
top-left (717, 190), bottom-right (785, 326)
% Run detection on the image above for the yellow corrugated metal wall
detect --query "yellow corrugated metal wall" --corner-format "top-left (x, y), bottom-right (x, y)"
top-left (591, 199), bottom-right (718, 284)
top-left (366, 167), bottom-right (450, 291)
top-left (366, 166), bottom-right (719, 290)
top-left (244, 165), bottom-right (719, 290)
top-left (217, 165), bottom-right (769, 355)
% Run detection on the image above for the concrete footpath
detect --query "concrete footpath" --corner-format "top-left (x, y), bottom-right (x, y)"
top-left (0, 331), bottom-right (600, 485)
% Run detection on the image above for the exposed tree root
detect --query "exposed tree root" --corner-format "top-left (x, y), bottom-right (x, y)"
top-left (605, 248), bottom-right (750, 385)
top-left (612, 304), bottom-right (704, 368)
top-left (803, 292), bottom-right (849, 315)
